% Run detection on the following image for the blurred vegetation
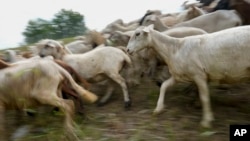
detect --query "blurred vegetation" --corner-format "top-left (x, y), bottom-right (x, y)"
top-left (22, 9), bottom-right (87, 44)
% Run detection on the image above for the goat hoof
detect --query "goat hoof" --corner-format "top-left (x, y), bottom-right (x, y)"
top-left (153, 109), bottom-right (164, 116)
top-left (152, 111), bottom-right (159, 116)
top-left (156, 81), bottom-right (162, 87)
top-left (124, 101), bottom-right (132, 109)
top-left (201, 121), bottom-right (212, 128)
top-left (26, 111), bottom-right (36, 117)
top-left (97, 102), bottom-right (106, 107)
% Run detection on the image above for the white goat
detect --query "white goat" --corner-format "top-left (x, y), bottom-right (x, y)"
top-left (161, 5), bottom-right (205, 26)
top-left (0, 59), bottom-right (97, 141)
top-left (110, 27), bottom-right (207, 80)
top-left (36, 39), bottom-right (132, 108)
top-left (3, 50), bottom-right (27, 63)
top-left (127, 25), bottom-right (250, 128)
top-left (141, 6), bottom-right (205, 27)
top-left (141, 14), bottom-right (170, 31)
top-left (162, 27), bottom-right (207, 37)
top-left (102, 19), bottom-right (139, 34)
top-left (174, 10), bottom-right (242, 33)
top-left (65, 40), bottom-right (93, 54)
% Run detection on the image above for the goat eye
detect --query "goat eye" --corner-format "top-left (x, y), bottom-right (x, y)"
top-left (44, 44), bottom-right (50, 49)
top-left (135, 33), bottom-right (140, 37)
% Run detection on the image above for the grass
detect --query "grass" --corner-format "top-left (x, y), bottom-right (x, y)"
top-left (5, 81), bottom-right (250, 141)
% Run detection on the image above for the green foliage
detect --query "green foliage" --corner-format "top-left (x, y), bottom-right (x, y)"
top-left (52, 9), bottom-right (87, 39)
top-left (22, 9), bottom-right (87, 44)
top-left (22, 18), bottom-right (56, 44)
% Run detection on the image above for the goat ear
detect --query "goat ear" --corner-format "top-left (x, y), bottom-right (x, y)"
top-left (151, 15), bottom-right (157, 21)
top-left (143, 24), bottom-right (154, 33)
top-left (57, 46), bottom-right (60, 51)
top-left (62, 45), bottom-right (66, 50)
top-left (47, 42), bottom-right (56, 48)
top-left (191, 5), bottom-right (197, 12)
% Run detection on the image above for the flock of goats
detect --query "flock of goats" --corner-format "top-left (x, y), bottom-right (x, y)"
top-left (1, 0), bottom-right (250, 140)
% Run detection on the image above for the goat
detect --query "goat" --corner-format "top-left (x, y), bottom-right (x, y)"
top-left (110, 27), bottom-right (207, 81)
top-left (36, 39), bottom-right (132, 109)
top-left (102, 19), bottom-right (139, 34)
top-left (127, 25), bottom-right (250, 128)
top-left (141, 6), bottom-right (205, 27)
top-left (1, 57), bottom-right (91, 115)
top-left (174, 10), bottom-right (242, 33)
top-left (0, 59), bottom-right (97, 140)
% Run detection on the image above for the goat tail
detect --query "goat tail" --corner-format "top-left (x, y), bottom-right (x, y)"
top-left (122, 49), bottom-right (132, 68)
top-left (57, 64), bottom-right (98, 104)
top-left (116, 46), bottom-right (132, 68)
top-left (54, 59), bottom-right (91, 90)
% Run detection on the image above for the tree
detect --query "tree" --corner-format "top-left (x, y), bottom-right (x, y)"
top-left (52, 9), bottom-right (87, 39)
top-left (22, 9), bottom-right (87, 44)
top-left (22, 18), bottom-right (56, 44)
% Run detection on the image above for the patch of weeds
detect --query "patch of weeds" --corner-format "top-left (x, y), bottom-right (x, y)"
top-left (162, 121), bottom-right (176, 141)
top-left (146, 89), bottom-right (160, 106)
top-left (127, 129), bottom-right (145, 141)
top-left (20, 126), bottom-right (63, 141)
top-left (76, 126), bottom-right (103, 140)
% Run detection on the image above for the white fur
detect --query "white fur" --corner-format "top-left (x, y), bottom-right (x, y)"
top-left (127, 25), bottom-right (250, 128)
top-left (36, 39), bottom-right (132, 107)
top-left (174, 10), bottom-right (242, 33)
top-left (102, 19), bottom-right (139, 34)
top-left (3, 50), bottom-right (26, 63)
top-left (112, 27), bottom-right (207, 81)
top-left (65, 40), bottom-right (93, 54)
top-left (0, 59), bottom-right (97, 140)
top-left (142, 6), bottom-right (205, 28)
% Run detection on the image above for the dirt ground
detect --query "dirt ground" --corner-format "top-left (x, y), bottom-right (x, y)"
top-left (4, 77), bottom-right (250, 141)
